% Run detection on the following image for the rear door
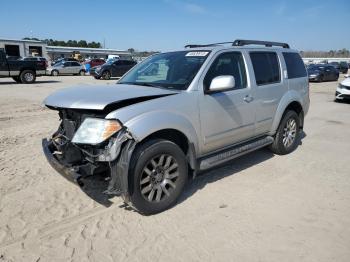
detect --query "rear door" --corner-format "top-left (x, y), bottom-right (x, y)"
top-left (249, 51), bottom-right (286, 135)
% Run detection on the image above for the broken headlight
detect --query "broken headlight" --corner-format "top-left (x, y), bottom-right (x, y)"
top-left (72, 118), bottom-right (122, 145)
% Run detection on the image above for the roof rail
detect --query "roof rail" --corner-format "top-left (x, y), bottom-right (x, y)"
top-left (185, 39), bottom-right (290, 49)
top-left (184, 42), bottom-right (235, 49)
top-left (232, 39), bottom-right (290, 48)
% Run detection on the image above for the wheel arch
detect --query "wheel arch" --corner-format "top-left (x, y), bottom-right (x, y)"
top-left (270, 92), bottom-right (305, 135)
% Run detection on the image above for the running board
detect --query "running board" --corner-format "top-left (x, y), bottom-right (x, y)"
top-left (199, 136), bottom-right (274, 170)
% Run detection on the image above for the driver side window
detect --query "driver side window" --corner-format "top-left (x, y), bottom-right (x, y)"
top-left (204, 52), bottom-right (247, 91)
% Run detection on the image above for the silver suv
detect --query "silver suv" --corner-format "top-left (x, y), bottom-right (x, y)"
top-left (42, 39), bottom-right (309, 214)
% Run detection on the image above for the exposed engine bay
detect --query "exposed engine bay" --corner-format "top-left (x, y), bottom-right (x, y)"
top-left (44, 108), bottom-right (134, 197)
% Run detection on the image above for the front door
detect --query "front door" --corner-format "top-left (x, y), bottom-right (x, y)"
top-left (199, 51), bottom-right (256, 154)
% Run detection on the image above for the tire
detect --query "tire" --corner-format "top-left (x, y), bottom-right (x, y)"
top-left (269, 110), bottom-right (301, 155)
top-left (102, 70), bottom-right (111, 80)
top-left (129, 139), bottom-right (188, 215)
top-left (94, 76), bottom-right (101, 79)
top-left (12, 76), bottom-right (22, 83)
top-left (51, 70), bottom-right (59, 76)
top-left (79, 70), bottom-right (85, 76)
top-left (20, 70), bottom-right (36, 84)
top-left (317, 75), bottom-right (323, 82)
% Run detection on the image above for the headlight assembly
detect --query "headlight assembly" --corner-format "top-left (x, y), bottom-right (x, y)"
top-left (72, 118), bottom-right (122, 145)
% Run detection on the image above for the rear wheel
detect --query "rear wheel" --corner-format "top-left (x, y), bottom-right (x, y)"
top-left (102, 70), bottom-right (111, 80)
top-left (129, 139), bottom-right (188, 215)
top-left (20, 70), bottom-right (36, 84)
top-left (269, 110), bottom-right (301, 155)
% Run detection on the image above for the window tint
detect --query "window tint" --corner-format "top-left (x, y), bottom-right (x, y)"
top-left (250, 52), bottom-right (280, 85)
top-left (283, 52), bottom-right (307, 79)
top-left (204, 52), bottom-right (247, 90)
top-left (71, 62), bottom-right (80, 66)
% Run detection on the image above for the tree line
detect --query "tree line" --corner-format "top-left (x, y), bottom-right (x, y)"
top-left (23, 37), bottom-right (102, 48)
top-left (300, 48), bottom-right (350, 58)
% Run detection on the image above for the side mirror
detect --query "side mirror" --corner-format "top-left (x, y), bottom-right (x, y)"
top-left (208, 75), bottom-right (235, 93)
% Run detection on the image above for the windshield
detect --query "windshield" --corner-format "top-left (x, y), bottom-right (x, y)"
top-left (118, 51), bottom-right (210, 90)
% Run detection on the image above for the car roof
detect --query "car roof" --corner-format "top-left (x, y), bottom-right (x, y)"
top-left (174, 45), bottom-right (300, 54)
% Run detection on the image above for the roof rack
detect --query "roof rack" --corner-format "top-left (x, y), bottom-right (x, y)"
top-left (184, 42), bottom-right (234, 48)
top-left (185, 39), bottom-right (290, 49)
top-left (232, 39), bottom-right (290, 48)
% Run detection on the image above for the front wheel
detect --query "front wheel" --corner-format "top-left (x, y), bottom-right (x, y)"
top-left (51, 70), bottom-right (59, 76)
top-left (20, 70), bottom-right (36, 84)
top-left (269, 110), bottom-right (301, 155)
top-left (102, 71), bottom-right (111, 80)
top-left (129, 139), bottom-right (188, 215)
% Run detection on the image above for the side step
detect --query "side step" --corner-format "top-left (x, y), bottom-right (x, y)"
top-left (199, 136), bottom-right (274, 170)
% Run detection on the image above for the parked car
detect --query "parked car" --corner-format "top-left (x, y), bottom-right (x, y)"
top-left (0, 49), bottom-right (46, 83)
top-left (85, 58), bottom-right (105, 68)
top-left (329, 62), bottom-right (340, 72)
top-left (335, 77), bottom-right (350, 101)
top-left (47, 61), bottom-right (85, 76)
top-left (42, 39), bottom-right (309, 214)
top-left (307, 64), bottom-right (339, 82)
top-left (339, 61), bottom-right (349, 74)
top-left (90, 59), bottom-right (137, 80)
top-left (51, 57), bottom-right (79, 66)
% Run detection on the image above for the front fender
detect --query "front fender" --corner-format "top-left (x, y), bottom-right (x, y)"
top-left (269, 90), bottom-right (306, 135)
top-left (123, 111), bottom-right (200, 153)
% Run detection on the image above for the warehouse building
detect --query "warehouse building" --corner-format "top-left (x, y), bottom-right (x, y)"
top-left (46, 46), bottom-right (131, 61)
top-left (0, 38), bottom-right (130, 61)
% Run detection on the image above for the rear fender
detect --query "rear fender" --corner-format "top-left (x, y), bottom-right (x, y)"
top-left (269, 90), bottom-right (304, 135)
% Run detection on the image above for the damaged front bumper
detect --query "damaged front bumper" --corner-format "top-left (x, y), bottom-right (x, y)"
top-left (42, 138), bottom-right (84, 186)
top-left (42, 129), bottom-right (136, 199)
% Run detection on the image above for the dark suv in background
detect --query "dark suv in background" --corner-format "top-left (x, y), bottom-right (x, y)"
top-left (90, 59), bottom-right (137, 80)
top-left (329, 61), bottom-right (349, 74)
top-left (307, 64), bottom-right (339, 82)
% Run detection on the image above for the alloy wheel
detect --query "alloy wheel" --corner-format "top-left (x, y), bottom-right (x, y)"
top-left (24, 72), bottom-right (34, 82)
top-left (282, 118), bottom-right (297, 148)
top-left (140, 154), bottom-right (179, 203)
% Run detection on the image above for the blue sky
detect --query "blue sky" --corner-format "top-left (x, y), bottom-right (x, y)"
top-left (0, 0), bottom-right (349, 51)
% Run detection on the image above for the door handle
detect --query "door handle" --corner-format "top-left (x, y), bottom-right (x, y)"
top-left (244, 95), bottom-right (254, 103)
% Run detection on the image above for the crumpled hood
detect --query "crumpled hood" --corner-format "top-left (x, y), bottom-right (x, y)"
top-left (44, 84), bottom-right (179, 110)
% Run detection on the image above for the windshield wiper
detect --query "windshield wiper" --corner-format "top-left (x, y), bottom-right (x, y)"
top-left (119, 82), bottom-right (163, 88)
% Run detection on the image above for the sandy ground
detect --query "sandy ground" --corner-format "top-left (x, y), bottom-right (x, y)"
top-left (0, 75), bottom-right (349, 262)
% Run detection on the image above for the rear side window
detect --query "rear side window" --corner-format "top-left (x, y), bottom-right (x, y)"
top-left (250, 52), bottom-right (280, 85)
top-left (283, 52), bottom-right (307, 79)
